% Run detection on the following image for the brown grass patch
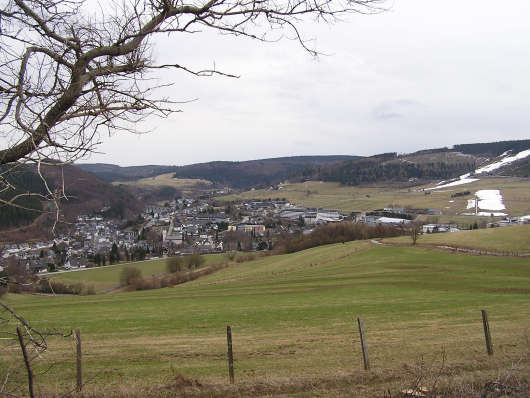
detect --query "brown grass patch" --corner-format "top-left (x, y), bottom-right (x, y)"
top-left (38, 358), bottom-right (529, 398)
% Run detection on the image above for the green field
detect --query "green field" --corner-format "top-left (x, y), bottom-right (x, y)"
top-left (2, 235), bottom-right (529, 396)
top-left (50, 254), bottom-right (227, 292)
top-left (220, 177), bottom-right (530, 217)
top-left (385, 224), bottom-right (530, 253)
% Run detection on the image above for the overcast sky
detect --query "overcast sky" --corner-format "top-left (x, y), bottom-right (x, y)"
top-left (83, 0), bottom-right (530, 166)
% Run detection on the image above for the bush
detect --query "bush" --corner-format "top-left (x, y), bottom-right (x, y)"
top-left (125, 261), bottom-right (231, 292)
top-left (186, 253), bottom-right (205, 270)
top-left (36, 279), bottom-right (93, 295)
top-left (130, 276), bottom-right (160, 291)
top-left (235, 253), bottom-right (256, 263)
top-left (225, 251), bottom-right (237, 261)
top-left (166, 256), bottom-right (183, 273)
top-left (6, 259), bottom-right (36, 293)
top-left (120, 267), bottom-right (142, 285)
top-left (160, 274), bottom-right (178, 288)
top-left (70, 282), bottom-right (84, 295)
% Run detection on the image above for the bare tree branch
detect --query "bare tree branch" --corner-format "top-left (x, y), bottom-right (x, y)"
top-left (0, 0), bottom-right (385, 225)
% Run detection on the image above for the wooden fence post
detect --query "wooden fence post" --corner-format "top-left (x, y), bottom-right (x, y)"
top-left (226, 325), bottom-right (235, 384)
top-left (481, 310), bottom-right (493, 356)
top-left (357, 317), bottom-right (371, 370)
top-left (16, 326), bottom-right (35, 398)
top-left (75, 329), bottom-right (83, 391)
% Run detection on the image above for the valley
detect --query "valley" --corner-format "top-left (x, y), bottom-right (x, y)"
top-left (1, 140), bottom-right (530, 397)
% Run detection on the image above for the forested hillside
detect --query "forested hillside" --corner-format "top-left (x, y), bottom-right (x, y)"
top-left (79, 156), bottom-right (359, 187)
top-left (301, 139), bottom-right (530, 186)
top-left (171, 156), bottom-right (360, 188)
top-left (40, 163), bottom-right (144, 221)
top-left (171, 156), bottom-right (359, 188)
top-left (80, 140), bottom-right (530, 190)
top-left (313, 155), bottom-right (476, 186)
top-left (0, 162), bottom-right (144, 234)
top-left (77, 163), bottom-right (178, 182)
top-left (0, 164), bottom-right (46, 228)
top-left (453, 139), bottom-right (530, 156)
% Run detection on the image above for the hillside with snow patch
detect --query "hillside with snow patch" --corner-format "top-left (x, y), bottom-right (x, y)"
top-left (464, 189), bottom-right (508, 217)
top-left (473, 149), bottom-right (530, 174)
top-left (426, 149), bottom-right (530, 191)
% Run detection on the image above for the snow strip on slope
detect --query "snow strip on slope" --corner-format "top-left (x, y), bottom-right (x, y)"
top-left (425, 148), bottom-right (529, 191)
top-left (466, 190), bottom-right (506, 211)
top-left (474, 149), bottom-right (530, 174)
top-left (426, 177), bottom-right (479, 190)
top-left (462, 211), bottom-right (508, 217)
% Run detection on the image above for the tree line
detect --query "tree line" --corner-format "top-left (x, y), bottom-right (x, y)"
top-left (311, 158), bottom-right (477, 186)
top-left (274, 222), bottom-right (404, 254)
top-left (454, 139), bottom-right (530, 157)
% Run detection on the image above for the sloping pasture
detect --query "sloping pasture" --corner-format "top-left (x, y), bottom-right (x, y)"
top-left (2, 241), bottom-right (529, 396)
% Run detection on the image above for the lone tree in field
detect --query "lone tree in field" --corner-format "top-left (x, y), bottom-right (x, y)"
top-left (0, 0), bottom-right (384, 210)
top-left (410, 222), bottom-right (421, 245)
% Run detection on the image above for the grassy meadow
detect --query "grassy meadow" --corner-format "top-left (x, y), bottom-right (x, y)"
top-left (385, 224), bottom-right (530, 254)
top-left (2, 235), bottom-right (529, 396)
top-left (219, 177), bottom-right (530, 217)
top-left (49, 253), bottom-right (227, 292)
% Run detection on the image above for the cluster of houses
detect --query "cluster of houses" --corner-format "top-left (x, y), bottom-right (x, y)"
top-left (2, 196), bottom-right (529, 276)
top-left (486, 215), bottom-right (530, 228)
top-left (0, 215), bottom-right (144, 273)
top-left (0, 238), bottom-right (85, 274)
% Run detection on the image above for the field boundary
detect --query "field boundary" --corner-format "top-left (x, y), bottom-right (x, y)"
top-left (5, 307), bottom-right (528, 398)
top-left (378, 240), bottom-right (530, 258)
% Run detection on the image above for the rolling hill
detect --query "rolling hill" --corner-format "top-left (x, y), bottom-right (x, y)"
top-left (384, 224), bottom-right (530, 253)
top-left (2, 231), bottom-right (529, 396)
top-left (79, 139), bottom-right (530, 190)
top-left (76, 163), bottom-right (179, 182)
top-left (304, 139), bottom-right (530, 187)
top-left (78, 155), bottom-right (361, 188)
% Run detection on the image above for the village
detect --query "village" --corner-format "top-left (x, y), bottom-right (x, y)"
top-left (1, 194), bottom-right (529, 276)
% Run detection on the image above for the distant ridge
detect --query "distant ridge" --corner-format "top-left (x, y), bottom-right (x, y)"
top-left (309, 139), bottom-right (530, 186)
top-left (453, 139), bottom-right (530, 157)
top-left (77, 163), bottom-right (178, 182)
top-left (78, 155), bottom-right (361, 187)
top-left (77, 139), bottom-right (530, 189)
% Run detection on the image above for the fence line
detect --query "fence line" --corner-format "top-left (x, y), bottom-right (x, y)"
top-left (5, 310), bottom-right (501, 392)
top-left (357, 317), bottom-right (371, 371)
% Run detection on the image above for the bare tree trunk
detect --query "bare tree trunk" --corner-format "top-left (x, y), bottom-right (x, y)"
top-left (16, 327), bottom-right (35, 398)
